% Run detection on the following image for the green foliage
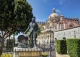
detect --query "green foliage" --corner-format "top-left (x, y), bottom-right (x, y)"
top-left (67, 39), bottom-right (80, 57)
top-left (14, 0), bottom-right (33, 32)
top-left (37, 27), bottom-right (41, 35)
top-left (0, 0), bottom-right (33, 51)
top-left (60, 40), bottom-right (67, 54)
top-left (56, 40), bottom-right (60, 54)
top-left (56, 40), bottom-right (67, 54)
top-left (1, 53), bottom-right (12, 57)
top-left (0, 0), bottom-right (14, 31)
top-left (42, 52), bottom-right (48, 57)
top-left (0, 0), bottom-right (33, 38)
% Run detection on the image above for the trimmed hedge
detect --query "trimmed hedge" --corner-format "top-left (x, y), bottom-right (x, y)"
top-left (56, 40), bottom-right (60, 54)
top-left (67, 39), bottom-right (80, 57)
top-left (56, 40), bottom-right (67, 54)
top-left (60, 40), bottom-right (67, 54)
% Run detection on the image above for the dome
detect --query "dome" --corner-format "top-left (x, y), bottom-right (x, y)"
top-left (48, 13), bottom-right (58, 19)
top-left (47, 8), bottom-right (59, 23)
top-left (48, 8), bottom-right (58, 19)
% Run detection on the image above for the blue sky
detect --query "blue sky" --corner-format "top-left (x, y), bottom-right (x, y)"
top-left (27, 0), bottom-right (80, 22)
top-left (14, 0), bottom-right (80, 38)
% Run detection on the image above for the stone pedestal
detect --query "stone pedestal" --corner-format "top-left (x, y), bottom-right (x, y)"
top-left (13, 47), bottom-right (42, 57)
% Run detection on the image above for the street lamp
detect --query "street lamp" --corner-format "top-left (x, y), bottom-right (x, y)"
top-left (39, 41), bottom-right (40, 48)
top-left (49, 23), bottom-right (53, 57)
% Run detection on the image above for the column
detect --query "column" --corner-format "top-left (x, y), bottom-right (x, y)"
top-left (64, 23), bottom-right (66, 29)
top-left (60, 24), bottom-right (61, 30)
top-left (58, 24), bottom-right (60, 30)
top-left (57, 24), bottom-right (59, 30)
top-left (54, 27), bottom-right (55, 30)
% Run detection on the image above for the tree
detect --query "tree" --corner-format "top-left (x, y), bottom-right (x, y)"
top-left (14, 0), bottom-right (33, 32)
top-left (0, 0), bottom-right (33, 52)
top-left (37, 27), bottom-right (41, 35)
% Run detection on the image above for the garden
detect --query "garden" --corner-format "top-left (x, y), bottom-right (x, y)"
top-left (56, 39), bottom-right (80, 57)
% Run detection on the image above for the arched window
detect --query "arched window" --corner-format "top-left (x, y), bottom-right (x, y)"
top-left (55, 38), bottom-right (57, 40)
top-left (63, 37), bottom-right (66, 40)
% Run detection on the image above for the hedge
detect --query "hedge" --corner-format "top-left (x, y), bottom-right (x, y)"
top-left (56, 40), bottom-right (67, 54)
top-left (67, 39), bottom-right (80, 57)
top-left (56, 40), bottom-right (60, 54)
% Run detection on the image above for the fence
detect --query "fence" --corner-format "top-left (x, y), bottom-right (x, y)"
top-left (0, 40), bottom-right (55, 57)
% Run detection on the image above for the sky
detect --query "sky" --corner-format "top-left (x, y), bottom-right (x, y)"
top-left (14, 0), bottom-right (80, 38)
top-left (27, 0), bottom-right (80, 22)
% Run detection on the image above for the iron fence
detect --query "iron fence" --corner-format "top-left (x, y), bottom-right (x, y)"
top-left (0, 41), bottom-right (56, 57)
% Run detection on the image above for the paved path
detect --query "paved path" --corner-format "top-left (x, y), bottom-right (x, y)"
top-left (56, 52), bottom-right (70, 57)
top-left (53, 43), bottom-right (70, 57)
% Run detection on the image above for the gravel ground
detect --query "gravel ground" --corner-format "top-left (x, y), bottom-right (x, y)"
top-left (56, 52), bottom-right (70, 57)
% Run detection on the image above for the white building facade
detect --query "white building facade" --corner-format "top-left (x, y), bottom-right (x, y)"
top-left (54, 26), bottom-right (80, 40)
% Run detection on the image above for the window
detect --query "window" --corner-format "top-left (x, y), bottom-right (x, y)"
top-left (55, 38), bottom-right (57, 40)
top-left (63, 37), bottom-right (66, 40)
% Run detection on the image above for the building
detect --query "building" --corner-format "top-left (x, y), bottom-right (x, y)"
top-left (37, 8), bottom-right (80, 44)
top-left (54, 26), bottom-right (80, 40)
top-left (37, 8), bottom-right (80, 31)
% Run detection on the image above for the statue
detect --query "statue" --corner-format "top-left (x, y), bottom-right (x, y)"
top-left (24, 17), bottom-right (38, 48)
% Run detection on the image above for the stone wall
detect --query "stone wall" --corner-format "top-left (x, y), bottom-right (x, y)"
top-left (54, 26), bottom-right (80, 40)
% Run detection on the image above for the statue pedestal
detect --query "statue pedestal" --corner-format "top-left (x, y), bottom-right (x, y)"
top-left (13, 47), bottom-right (42, 57)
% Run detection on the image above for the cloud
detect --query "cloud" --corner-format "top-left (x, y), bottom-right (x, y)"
top-left (59, 0), bottom-right (65, 5)
top-left (36, 19), bottom-right (46, 22)
top-left (52, 8), bottom-right (62, 13)
top-left (56, 9), bottom-right (62, 13)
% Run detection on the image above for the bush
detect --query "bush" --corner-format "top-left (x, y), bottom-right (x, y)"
top-left (1, 53), bottom-right (12, 57)
top-left (56, 40), bottom-right (60, 54)
top-left (42, 52), bottom-right (48, 57)
top-left (60, 40), bottom-right (67, 54)
top-left (56, 40), bottom-right (67, 54)
top-left (67, 39), bottom-right (80, 57)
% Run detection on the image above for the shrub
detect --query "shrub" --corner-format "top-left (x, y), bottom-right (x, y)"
top-left (60, 40), bottom-right (67, 54)
top-left (56, 40), bottom-right (67, 54)
top-left (1, 53), bottom-right (12, 57)
top-left (56, 40), bottom-right (60, 54)
top-left (67, 39), bottom-right (80, 57)
top-left (42, 52), bottom-right (48, 57)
